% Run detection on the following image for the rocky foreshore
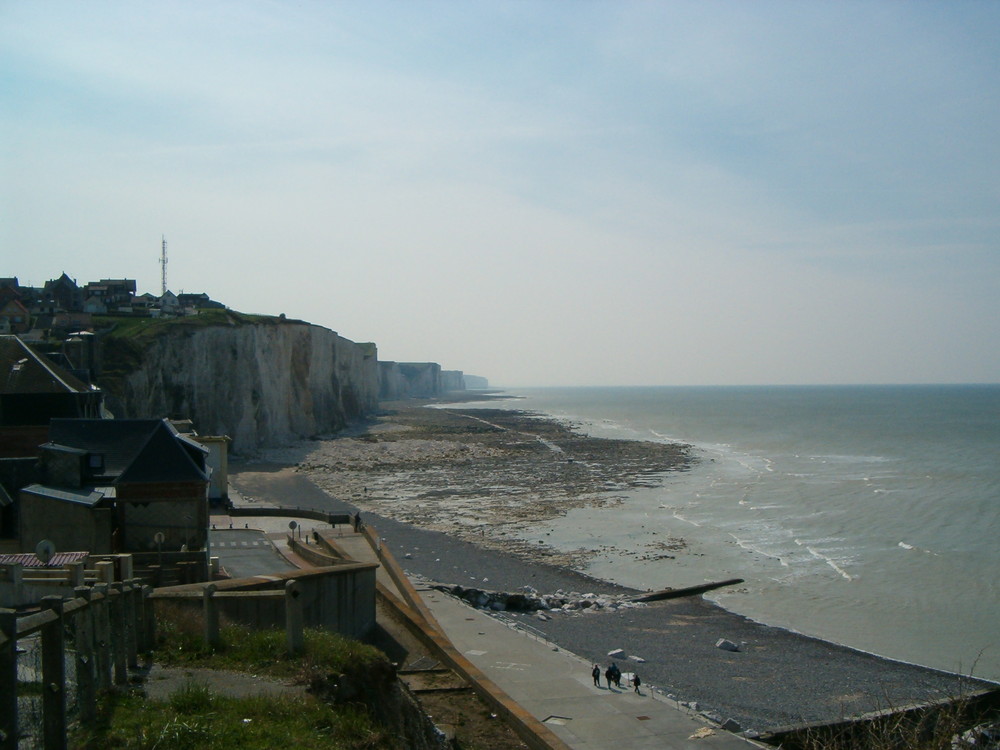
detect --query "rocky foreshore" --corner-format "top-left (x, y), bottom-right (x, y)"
top-left (429, 581), bottom-right (647, 616)
top-left (231, 400), bottom-right (998, 735)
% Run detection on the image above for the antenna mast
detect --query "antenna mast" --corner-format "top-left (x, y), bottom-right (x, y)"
top-left (160, 235), bottom-right (168, 295)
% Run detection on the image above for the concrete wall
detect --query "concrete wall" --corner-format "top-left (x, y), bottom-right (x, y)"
top-left (195, 435), bottom-right (230, 503)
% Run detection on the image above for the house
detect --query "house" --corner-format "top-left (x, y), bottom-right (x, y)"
top-left (41, 273), bottom-right (84, 313)
top-left (0, 299), bottom-right (31, 335)
top-left (177, 292), bottom-right (225, 312)
top-left (82, 294), bottom-right (107, 315)
top-left (19, 419), bottom-right (211, 569)
top-left (83, 278), bottom-right (136, 313)
top-left (0, 335), bottom-right (104, 458)
top-left (157, 290), bottom-right (180, 316)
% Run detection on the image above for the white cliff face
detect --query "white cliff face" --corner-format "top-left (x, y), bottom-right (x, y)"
top-left (117, 322), bottom-right (378, 453)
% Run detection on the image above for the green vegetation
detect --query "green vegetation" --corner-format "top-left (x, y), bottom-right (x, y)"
top-left (152, 602), bottom-right (387, 682)
top-left (71, 605), bottom-right (397, 750)
top-left (95, 309), bottom-right (275, 346)
top-left (73, 687), bottom-right (385, 750)
top-left (94, 310), bottom-right (279, 388)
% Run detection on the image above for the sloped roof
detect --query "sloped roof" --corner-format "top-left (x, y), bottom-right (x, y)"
top-left (20, 483), bottom-right (107, 507)
top-left (47, 418), bottom-right (209, 484)
top-left (0, 551), bottom-right (89, 568)
top-left (0, 335), bottom-right (92, 395)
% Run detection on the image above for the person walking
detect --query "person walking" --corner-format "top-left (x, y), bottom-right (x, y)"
top-left (592, 664), bottom-right (601, 687)
top-left (633, 672), bottom-right (642, 694)
top-left (610, 662), bottom-right (622, 688)
top-left (605, 666), bottom-right (614, 689)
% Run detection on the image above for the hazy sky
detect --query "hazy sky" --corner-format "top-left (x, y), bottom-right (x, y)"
top-left (3, 1), bottom-right (998, 387)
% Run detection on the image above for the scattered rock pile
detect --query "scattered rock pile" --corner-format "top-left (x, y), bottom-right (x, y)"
top-left (433, 583), bottom-right (646, 615)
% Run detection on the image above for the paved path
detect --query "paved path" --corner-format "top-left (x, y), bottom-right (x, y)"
top-left (414, 579), bottom-right (758, 749)
top-left (211, 509), bottom-right (760, 749)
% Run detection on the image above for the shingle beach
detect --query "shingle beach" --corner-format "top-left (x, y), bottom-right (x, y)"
top-left (230, 400), bottom-right (995, 734)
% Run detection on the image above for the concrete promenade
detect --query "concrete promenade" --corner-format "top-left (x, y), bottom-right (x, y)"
top-left (413, 579), bottom-right (759, 749)
top-left (212, 510), bottom-right (761, 749)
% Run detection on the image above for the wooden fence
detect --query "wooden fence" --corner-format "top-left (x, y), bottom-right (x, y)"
top-left (0, 580), bottom-right (152, 750)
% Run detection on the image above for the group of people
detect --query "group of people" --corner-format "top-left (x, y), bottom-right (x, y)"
top-left (592, 662), bottom-right (641, 694)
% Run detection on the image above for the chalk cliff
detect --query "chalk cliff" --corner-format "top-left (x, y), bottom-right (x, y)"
top-left (102, 319), bottom-right (379, 453)
top-left (378, 362), bottom-right (467, 400)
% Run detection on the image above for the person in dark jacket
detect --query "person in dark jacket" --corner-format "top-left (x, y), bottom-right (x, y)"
top-left (610, 662), bottom-right (622, 688)
top-left (633, 672), bottom-right (642, 694)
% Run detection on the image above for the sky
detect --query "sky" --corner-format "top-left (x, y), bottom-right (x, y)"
top-left (2, 1), bottom-right (998, 387)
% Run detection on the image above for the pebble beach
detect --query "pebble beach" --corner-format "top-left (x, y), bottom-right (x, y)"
top-left (229, 399), bottom-right (996, 734)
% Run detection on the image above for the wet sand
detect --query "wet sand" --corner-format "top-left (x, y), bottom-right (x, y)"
top-left (230, 400), bottom-right (995, 734)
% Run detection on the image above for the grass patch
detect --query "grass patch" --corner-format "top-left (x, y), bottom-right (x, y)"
top-left (72, 683), bottom-right (390, 750)
top-left (71, 605), bottom-right (398, 749)
top-left (95, 309), bottom-right (276, 343)
top-left (152, 602), bottom-right (387, 683)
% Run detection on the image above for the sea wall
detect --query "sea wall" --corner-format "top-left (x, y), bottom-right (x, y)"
top-left (108, 321), bottom-right (379, 453)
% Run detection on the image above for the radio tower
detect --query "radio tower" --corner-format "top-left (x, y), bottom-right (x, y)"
top-left (160, 235), bottom-right (168, 295)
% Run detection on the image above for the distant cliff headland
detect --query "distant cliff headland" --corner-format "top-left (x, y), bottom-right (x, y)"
top-left (91, 311), bottom-right (485, 453)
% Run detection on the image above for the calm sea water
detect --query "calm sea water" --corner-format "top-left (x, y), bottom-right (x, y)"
top-left (460, 385), bottom-right (1000, 682)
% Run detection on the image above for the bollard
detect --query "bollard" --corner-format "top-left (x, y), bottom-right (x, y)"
top-left (40, 596), bottom-right (67, 750)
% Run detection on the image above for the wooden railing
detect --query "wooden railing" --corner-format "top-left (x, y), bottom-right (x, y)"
top-left (0, 580), bottom-right (152, 750)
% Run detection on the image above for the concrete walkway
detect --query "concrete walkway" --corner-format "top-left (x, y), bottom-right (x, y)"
top-left (414, 579), bottom-right (759, 749)
top-left (213, 511), bottom-right (761, 749)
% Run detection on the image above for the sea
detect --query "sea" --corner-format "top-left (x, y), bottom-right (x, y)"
top-left (455, 385), bottom-right (1000, 683)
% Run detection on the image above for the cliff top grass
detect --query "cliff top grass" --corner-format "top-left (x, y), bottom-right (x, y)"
top-left (95, 309), bottom-right (283, 345)
top-left (94, 309), bottom-right (303, 386)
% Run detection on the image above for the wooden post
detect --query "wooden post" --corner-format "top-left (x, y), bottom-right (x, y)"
top-left (92, 584), bottom-right (112, 691)
top-left (0, 608), bottom-right (18, 750)
top-left (95, 561), bottom-right (115, 585)
top-left (73, 587), bottom-right (97, 724)
top-left (148, 564), bottom-right (163, 588)
top-left (66, 562), bottom-right (85, 588)
top-left (40, 595), bottom-right (67, 750)
top-left (118, 555), bottom-right (133, 582)
top-left (285, 580), bottom-right (304, 656)
top-left (202, 584), bottom-right (219, 648)
top-left (124, 581), bottom-right (139, 669)
top-left (111, 584), bottom-right (128, 686)
top-left (142, 586), bottom-right (156, 652)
